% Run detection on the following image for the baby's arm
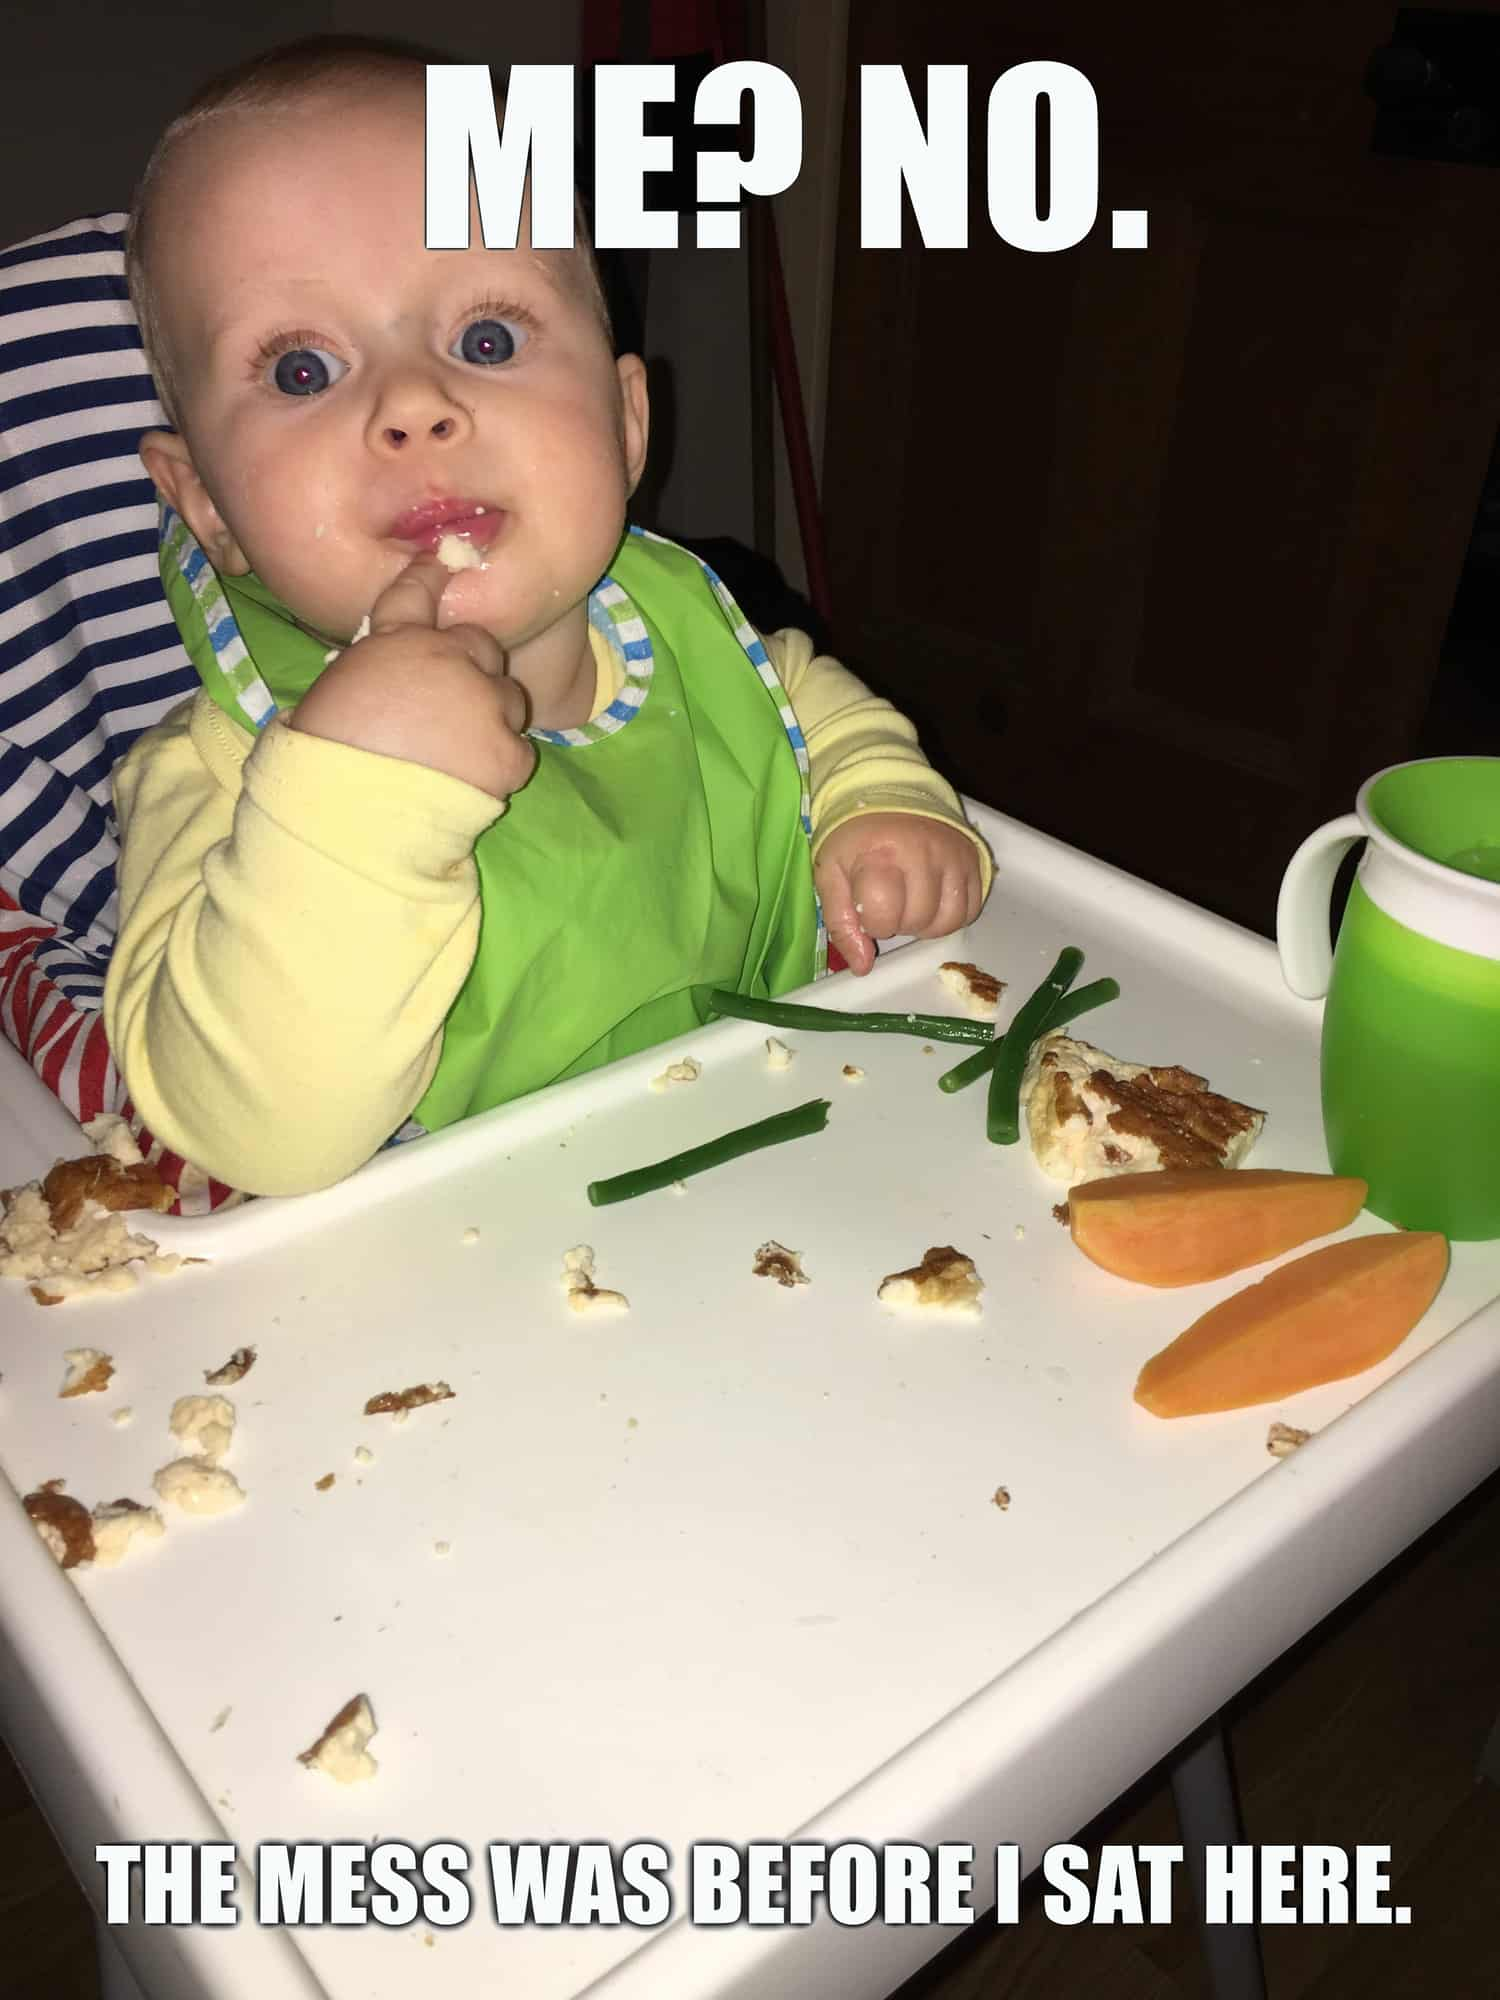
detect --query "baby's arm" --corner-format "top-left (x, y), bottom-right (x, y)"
top-left (104, 696), bottom-right (503, 1195)
top-left (763, 631), bottom-right (991, 971)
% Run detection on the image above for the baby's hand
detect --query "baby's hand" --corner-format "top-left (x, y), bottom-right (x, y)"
top-left (814, 812), bottom-right (985, 976)
top-left (289, 556), bottom-right (535, 801)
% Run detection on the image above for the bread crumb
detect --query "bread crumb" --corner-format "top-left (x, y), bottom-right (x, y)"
top-left (765, 1037), bottom-right (794, 1070)
top-left (937, 961), bottom-right (1005, 1019)
top-left (364, 1382), bottom-right (455, 1416)
top-left (24, 1486), bottom-right (94, 1568)
top-left (460, 1227), bottom-right (480, 1246)
top-left (1267, 1421), bottom-right (1313, 1458)
top-left (91, 1498), bottom-right (165, 1567)
top-left (650, 1057), bottom-right (702, 1091)
top-left (315, 1473), bottom-right (336, 1492)
top-left (561, 1246), bottom-right (629, 1315)
top-left (841, 1064), bottom-right (865, 1082)
top-left (752, 1241), bottom-right (809, 1288)
top-left (169, 1394), bottom-right (235, 1464)
top-left (204, 1347), bottom-right (256, 1387)
top-left (1013, 1224), bottom-right (1026, 1241)
top-left (111, 1407), bottom-right (133, 1428)
top-left (878, 1246), bottom-right (984, 1317)
top-left (992, 1486), bottom-right (1012, 1511)
top-left (153, 1459), bottom-right (246, 1516)
top-left (60, 1348), bottom-right (114, 1398)
top-left (298, 1695), bottom-right (378, 1784)
top-left (354, 1445), bottom-right (374, 1466)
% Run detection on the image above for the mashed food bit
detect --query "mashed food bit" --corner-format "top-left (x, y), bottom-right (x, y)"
top-left (752, 1241), bottom-right (809, 1288)
top-left (91, 1498), bottom-right (166, 1567)
top-left (299, 1695), bottom-right (378, 1784)
top-left (169, 1395), bottom-right (235, 1464)
top-left (561, 1246), bottom-right (630, 1315)
top-left (59, 1348), bottom-right (114, 1398)
top-left (878, 1246), bottom-right (985, 1317)
top-left (436, 532), bottom-right (483, 572)
top-left (1, 1134), bottom-right (190, 1306)
top-left (153, 1459), bottom-right (246, 1516)
top-left (1020, 1033), bottom-right (1264, 1188)
top-left (24, 1485), bottom-right (95, 1568)
top-left (937, 961), bottom-right (1005, 1020)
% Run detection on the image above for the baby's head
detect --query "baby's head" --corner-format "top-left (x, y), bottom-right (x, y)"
top-left (129, 36), bottom-right (648, 652)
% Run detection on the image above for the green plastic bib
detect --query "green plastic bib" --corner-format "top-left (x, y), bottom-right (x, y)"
top-left (159, 520), bottom-right (820, 1130)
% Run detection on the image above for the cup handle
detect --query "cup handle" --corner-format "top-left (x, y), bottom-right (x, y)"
top-left (1276, 813), bottom-right (1364, 998)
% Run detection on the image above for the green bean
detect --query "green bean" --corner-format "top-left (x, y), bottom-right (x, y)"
top-left (986, 947), bottom-right (1086, 1144)
top-left (706, 990), bottom-right (991, 1045)
top-left (936, 977), bottom-right (1121, 1093)
top-left (587, 1098), bottom-right (832, 1207)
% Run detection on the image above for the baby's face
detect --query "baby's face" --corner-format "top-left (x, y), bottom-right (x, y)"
top-left (144, 84), bottom-right (646, 649)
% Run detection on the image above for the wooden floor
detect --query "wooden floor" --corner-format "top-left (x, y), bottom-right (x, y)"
top-left (5, 1466), bottom-right (1499, 1999)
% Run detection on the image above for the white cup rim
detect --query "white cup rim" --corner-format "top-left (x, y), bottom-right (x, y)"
top-left (1355, 756), bottom-right (1500, 909)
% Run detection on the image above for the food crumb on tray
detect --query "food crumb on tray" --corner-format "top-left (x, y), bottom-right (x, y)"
top-left (169, 1394), bottom-right (235, 1464)
top-left (91, 1498), bottom-right (165, 1567)
top-left (937, 961), bottom-right (1005, 1019)
top-left (24, 1486), bottom-right (95, 1569)
top-left (204, 1347), bottom-right (256, 1386)
top-left (752, 1241), bottom-right (809, 1288)
top-left (59, 1348), bottom-right (114, 1398)
top-left (299, 1694), bottom-right (378, 1784)
top-left (765, 1037), bottom-right (795, 1070)
top-left (992, 1486), bottom-right (1012, 1511)
top-left (561, 1246), bottom-right (629, 1315)
top-left (650, 1057), bottom-right (702, 1091)
top-left (878, 1246), bottom-right (985, 1317)
top-left (153, 1459), bottom-right (246, 1516)
top-left (1, 1130), bottom-right (200, 1306)
top-left (315, 1473), bottom-right (336, 1492)
top-left (841, 1064), bottom-right (865, 1082)
top-left (1267, 1421), bottom-right (1313, 1458)
top-left (363, 1381), bottom-right (455, 1416)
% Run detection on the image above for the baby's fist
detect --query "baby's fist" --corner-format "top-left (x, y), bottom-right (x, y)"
top-left (814, 812), bottom-right (985, 976)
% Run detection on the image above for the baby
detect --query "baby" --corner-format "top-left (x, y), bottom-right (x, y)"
top-left (104, 37), bottom-right (990, 1196)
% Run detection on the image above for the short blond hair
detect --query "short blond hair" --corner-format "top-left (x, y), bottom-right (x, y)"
top-left (125, 33), bottom-right (610, 428)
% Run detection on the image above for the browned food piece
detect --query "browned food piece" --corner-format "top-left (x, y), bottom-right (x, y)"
top-left (1051, 1203), bottom-right (1070, 1226)
top-left (59, 1350), bottom-right (114, 1398)
top-left (1267, 1421), bottom-right (1313, 1457)
top-left (24, 1487), bottom-right (96, 1568)
top-left (363, 1382), bottom-right (455, 1416)
top-left (30, 1287), bottom-right (65, 1307)
top-left (204, 1347), bottom-right (257, 1386)
top-left (878, 1245), bottom-right (984, 1313)
top-left (42, 1155), bottom-right (175, 1232)
top-left (992, 1486), bottom-right (1012, 1511)
top-left (297, 1693), bottom-right (377, 1775)
top-left (314, 1473), bottom-right (336, 1492)
top-left (752, 1241), bottom-right (809, 1288)
top-left (1032, 1043), bottom-right (1263, 1174)
top-left (938, 960), bottom-right (1006, 1016)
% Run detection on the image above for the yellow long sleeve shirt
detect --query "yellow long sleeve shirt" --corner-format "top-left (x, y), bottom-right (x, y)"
top-left (104, 626), bottom-right (990, 1195)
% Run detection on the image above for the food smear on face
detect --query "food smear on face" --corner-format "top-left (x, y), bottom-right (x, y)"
top-left (436, 532), bottom-right (484, 573)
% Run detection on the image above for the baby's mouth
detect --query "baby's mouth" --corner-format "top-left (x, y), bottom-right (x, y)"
top-left (386, 498), bottom-right (505, 555)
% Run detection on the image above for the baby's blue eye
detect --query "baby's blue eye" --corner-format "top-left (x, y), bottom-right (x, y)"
top-left (272, 347), bottom-right (345, 396)
top-left (455, 317), bottom-right (522, 366)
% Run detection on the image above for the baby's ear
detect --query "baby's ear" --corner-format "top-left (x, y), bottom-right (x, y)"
top-left (615, 355), bottom-right (650, 497)
top-left (137, 430), bottom-right (251, 575)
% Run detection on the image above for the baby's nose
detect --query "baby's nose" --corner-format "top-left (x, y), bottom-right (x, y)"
top-left (382, 415), bottom-right (457, 448)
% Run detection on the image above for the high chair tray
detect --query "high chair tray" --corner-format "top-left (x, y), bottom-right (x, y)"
top-left (2, 801), bottom-right (1498, 2000)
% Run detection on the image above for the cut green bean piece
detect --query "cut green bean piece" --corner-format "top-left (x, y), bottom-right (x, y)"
top-left (937, 977), bottom-right (1121, 1093)
top-left (587, 1098), bottom-right (832, 1207)
top-left (706, 990), bottom-right (990, 1045)
top-left (986, 947), bottom-right (1086, 1145)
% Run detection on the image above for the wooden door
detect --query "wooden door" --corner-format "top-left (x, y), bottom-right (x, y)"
top-left (822, 1), bottom-right (1500, 933)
